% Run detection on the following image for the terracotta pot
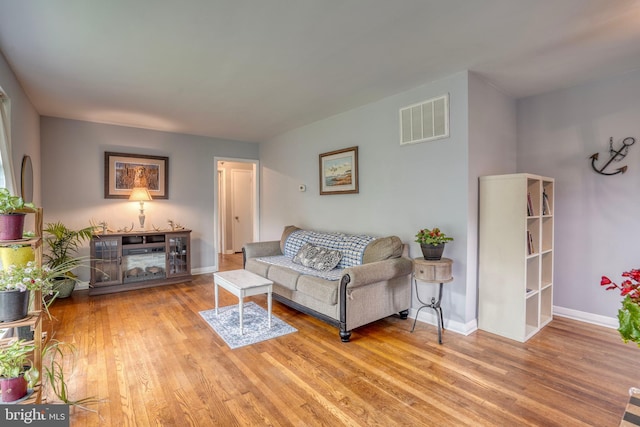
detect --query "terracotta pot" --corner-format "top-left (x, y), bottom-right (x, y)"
top-left (0, 213), bottom-right (26, 241)
top-left (420, 243), bottom-right (445, 260)
top-left (0, 375), bottom-right (27, 402)
top-left (0, 289), bottom-right (30, 322)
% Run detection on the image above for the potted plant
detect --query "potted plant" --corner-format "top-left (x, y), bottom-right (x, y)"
top-left (0, 188), bottom-right (35, 241)
top-left (0, 339), bottom-right (39, 402)
top-left (43, 222), bottom-right (93, 298)
top-left (415, 227), bottom-right (454, 260)
top-left (0, 260), bottom-right (64, 322)
top-left (601, 269), bottom-right (640, 345)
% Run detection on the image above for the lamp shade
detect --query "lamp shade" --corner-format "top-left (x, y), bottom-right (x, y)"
top-left (129, 187), bottom-right (152, 201)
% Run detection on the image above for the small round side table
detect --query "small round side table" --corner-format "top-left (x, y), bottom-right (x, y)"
top-left (411, 257), bottom-right (453, 344)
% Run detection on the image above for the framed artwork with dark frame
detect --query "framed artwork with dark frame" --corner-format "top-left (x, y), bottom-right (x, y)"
top-left (104, 152), bottom-right (169, 199)
top-left (319, 146), bottom-right (359, 195)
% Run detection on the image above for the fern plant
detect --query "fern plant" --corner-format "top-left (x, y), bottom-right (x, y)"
top-left (42, 222), bottom-right (93, 279)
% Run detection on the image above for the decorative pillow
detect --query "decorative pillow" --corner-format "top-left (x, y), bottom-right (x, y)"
top-left (292, 243), bottom-right (342, 271)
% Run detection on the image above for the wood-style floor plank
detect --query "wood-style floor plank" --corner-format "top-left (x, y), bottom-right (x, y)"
top-left (42, 253), bottom-right (640, 426)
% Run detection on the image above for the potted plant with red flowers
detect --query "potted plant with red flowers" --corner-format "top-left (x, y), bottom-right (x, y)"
top-left (415, 227), bottom-right (453, 260)
top-left (601, 269), bottom-right (640, 345)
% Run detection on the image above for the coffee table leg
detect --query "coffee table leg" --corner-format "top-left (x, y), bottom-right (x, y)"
top-left (268, 288), bottom-right (272, 328)
top-left (239, 294), bottom-right (244, 334)
top-left (214, 281), bottom-right (219, 316)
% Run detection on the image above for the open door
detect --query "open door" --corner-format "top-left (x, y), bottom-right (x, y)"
top-left (215, 159), bottom-right (259, 257)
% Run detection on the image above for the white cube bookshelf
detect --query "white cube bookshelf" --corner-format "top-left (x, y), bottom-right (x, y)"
top-left (478, 173), bottom-right (554, 342)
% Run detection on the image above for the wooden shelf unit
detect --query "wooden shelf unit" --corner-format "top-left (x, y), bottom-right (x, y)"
top-left (0, 208), bottom-right (44, 404)
top-left (89, 229), bottom-right (192, 295)
top-left (478, 174), bottom-right (554, 342)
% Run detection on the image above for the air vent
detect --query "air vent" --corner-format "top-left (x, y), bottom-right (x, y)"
top-left (399, 94), bottom-right (449, 145)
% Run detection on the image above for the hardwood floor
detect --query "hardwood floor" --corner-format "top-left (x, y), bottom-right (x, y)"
top-left (44, 253), bottom-right (638, 426)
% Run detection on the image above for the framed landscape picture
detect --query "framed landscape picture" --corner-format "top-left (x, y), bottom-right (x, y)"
top-left (104, 152), bottom-right (169, 199)
top-left (319, 146), bottom-right (359, 195)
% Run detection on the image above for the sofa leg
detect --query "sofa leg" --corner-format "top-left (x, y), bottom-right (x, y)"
top-left (339, 329), bottom-right (352, 342)
top-left (399, 309), bottom-right (409, 319)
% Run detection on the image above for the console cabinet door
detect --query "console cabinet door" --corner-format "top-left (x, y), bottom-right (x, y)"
top-left (90, 236), bottom-right (122, 287)
top-left (167, 232), bottom-right (190, 278)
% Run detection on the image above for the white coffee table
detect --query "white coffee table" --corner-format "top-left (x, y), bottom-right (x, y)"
top-left (213, 269), bottom-right (274, 334)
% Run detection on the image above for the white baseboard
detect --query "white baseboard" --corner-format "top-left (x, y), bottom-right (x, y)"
top-left (192, 266), bottom-right (217, 275)
top-left (411, 305), bottom-right (618, 337)
top-left (409, 308), bottom-right (478, 336)
top-left (75, 280), bottom-right (89, 291)
top-left (553, 305), bottom-right (618, 329)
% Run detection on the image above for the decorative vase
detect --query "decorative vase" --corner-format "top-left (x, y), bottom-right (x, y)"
top-left (53, 278), bottom-right (76, 299)
top-left (0, 289), bottom-right (30, 322)
top-left (0, 245), bottom-right (34, 271)
top-left (0, 213), bottom-right (26, 241)
top-left (420, 243), bottom-right (445, 260)
top-left (0, 375), bottom-right (28, 402)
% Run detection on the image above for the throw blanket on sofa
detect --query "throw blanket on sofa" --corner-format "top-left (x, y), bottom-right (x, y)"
top-left (255, 255), bottom-right (344, 281)
top-left (283, 229), bottom-right (375, 269)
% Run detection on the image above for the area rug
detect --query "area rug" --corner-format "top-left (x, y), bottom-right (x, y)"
top-left (199, 301), bottom-right (297, 349)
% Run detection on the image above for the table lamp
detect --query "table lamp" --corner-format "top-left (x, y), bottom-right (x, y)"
top-left (129, 187), bottom-right (152, 229)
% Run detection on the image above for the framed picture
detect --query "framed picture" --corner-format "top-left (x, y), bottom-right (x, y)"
top-left (319, 146), bottom-right (359, 195)
top-left (104, 152), bottom-right (169, 199)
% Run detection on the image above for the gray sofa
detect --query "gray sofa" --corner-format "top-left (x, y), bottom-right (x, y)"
top-left (242, 226), bottom-right (413, 341)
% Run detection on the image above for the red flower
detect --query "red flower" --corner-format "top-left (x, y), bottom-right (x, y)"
top-left (601, 276), bottom-right (612, 286)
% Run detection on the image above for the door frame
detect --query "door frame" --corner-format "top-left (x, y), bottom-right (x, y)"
top-left (213, 157), bottom-right (259, 270)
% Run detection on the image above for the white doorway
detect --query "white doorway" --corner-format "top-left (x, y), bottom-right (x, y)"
top-left (214, 158), bottom-right (259, 258)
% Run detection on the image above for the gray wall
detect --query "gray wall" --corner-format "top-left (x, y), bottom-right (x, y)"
top-left (517, 69), bottom-right (640, 325)
top-left (261, 71), bottom-right (492, 333)
top-left (0, 50), bottom-right (41, 213)
top-left (41, 117), bottom-right (259, 281)
top-left (468, 72), bottom-right (518, 321)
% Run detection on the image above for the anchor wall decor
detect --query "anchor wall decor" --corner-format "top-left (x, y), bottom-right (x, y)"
top-left (590, 136), bottom-right (635, 176)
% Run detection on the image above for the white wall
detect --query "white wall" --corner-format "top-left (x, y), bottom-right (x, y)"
top-left (261, 71), bottom-right (480, 332)
top-left (517, 69), bottom-right (640, 324)
top-left (40, 117), bottom-right (259, 279)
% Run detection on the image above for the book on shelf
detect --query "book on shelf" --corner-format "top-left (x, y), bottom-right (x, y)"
top-left (527, 230), bottom-right (535, 255)
top-left (542, 190), bottom-right (551, 215)
top-left (527, 192), bottom-right (534, 216)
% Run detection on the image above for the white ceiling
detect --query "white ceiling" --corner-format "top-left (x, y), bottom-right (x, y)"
top-left (1, 0), bottom-right (640, 142)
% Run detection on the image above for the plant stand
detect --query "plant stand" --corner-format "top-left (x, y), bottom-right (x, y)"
top-left (410, 257), bottom-right (453, 344)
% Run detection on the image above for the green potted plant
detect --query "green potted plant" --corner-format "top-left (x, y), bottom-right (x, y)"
top-left (43, 222), bottom-right (93, 298)
top-left (415, 227), bottom-right (454, 260)
top-left (0, 187), bottom-right (35, 241)
top-left (0, 339), bottom-right (39, 402)
top-left (0, 260), bottom-right (58, 322)
top-left (0, 258), bottom-right (77, 322)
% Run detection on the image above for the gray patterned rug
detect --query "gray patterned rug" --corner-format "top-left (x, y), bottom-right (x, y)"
top-left (199, 301), bottom-right (297, 349)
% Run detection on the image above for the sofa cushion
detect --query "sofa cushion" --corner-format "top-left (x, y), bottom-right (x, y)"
top-left (256, 255), bottom-right (344, 281)
top-left (292, 243), bottom-right (342, 271)
top-left (362, 236), bottom-right (404, 264)
top-left (245, 258), bottom-right (271, 277)
top-left (296, 275), bottom-right (339, 305)
top-left (267, 265), bottom-right (301, 291)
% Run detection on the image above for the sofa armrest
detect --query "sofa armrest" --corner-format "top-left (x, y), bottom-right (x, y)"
top-left (342, 257), bottom-right (413, 289)
top-left (242, 240), bottom-right (282, 260)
